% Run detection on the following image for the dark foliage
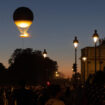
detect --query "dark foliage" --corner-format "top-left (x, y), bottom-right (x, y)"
top-left (0, 63), bottom-right (7, 85)
top-left (7, 48), bottom-right (58, 85)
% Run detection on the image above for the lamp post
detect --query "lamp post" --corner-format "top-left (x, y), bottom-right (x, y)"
top-left (43, 49), bottom-right (48, 81)
top-left (82, 57), bottom-right (87, 82)
top-left (92, 30), bottom-right (99, 73)
top-left (73, 36), bottom-right (79, 73)
top-left (43, 49), bottom-right (47, 58)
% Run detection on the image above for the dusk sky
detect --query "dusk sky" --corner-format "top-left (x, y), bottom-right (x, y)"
top-left (0, 0), bottom-right (105, 77)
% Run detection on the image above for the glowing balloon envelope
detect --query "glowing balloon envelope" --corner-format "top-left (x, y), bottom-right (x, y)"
top-left (13, 7), bottom-right (34, 38)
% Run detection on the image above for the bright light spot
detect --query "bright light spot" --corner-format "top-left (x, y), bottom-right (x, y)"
top-left (15, 20), bottom-right (32, 28)
top-left (56, 71), bottom-right (58, 74)
top-left (82, 57), bottom-right (87, 62)
top-left (20, 33), bottom-right (30, 38)
top-left (43, 54), bottom-right (47, 58)
top-left (55, 71), bottom-right (59, 77)
top-left (93, 36), bottom-right (99, 43)
top-left (46, 81), bottom-right (50, 86)
top-left (74, 42), bottom-right (78, 48)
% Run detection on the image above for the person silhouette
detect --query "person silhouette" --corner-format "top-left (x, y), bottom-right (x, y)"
top-left (11, 81), bottom-right (34, 105)
top-left (45, 84), bottom-right (65, 105)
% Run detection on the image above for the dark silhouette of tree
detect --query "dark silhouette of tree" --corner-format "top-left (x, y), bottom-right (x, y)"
top-left (99, 38), bottom-right (105, 46)
top-left (0, 63), bottom-right (6, 71)
top-left (8, 48), bottom-right (58, 85)
top-left (0, 63), bottom-right (7, 85)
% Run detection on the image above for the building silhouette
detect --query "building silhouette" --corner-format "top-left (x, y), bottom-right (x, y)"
top-left (81, 38), bottom-right (105, 82)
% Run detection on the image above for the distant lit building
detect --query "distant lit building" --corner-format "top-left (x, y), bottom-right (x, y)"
top-left (81, 39), bottom-right (105, 82)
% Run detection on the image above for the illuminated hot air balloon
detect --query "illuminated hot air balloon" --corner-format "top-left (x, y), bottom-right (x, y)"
top-left (13, 7), bottom-right (34, 38)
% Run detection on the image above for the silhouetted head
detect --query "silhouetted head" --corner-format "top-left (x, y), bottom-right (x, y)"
top-left (48, 84), bottom-right (61, 97)
top-left (93, 71), bottom-right (105, 84)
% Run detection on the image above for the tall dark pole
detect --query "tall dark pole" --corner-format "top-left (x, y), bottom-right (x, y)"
top-left (73, 36), bottom-right (79, 88)
top-left (75, 48), bottom-right (77, 73)
top-left (95, 43), bottom-right (96, 73)
top-left (87, 61), bottom-right (90, 78)
top-left (99, 40), bottom-right (101, 70)
top-left (84, 62), bottom-right (85, 82)
top-left (82, 57), bottom-right (87, 83)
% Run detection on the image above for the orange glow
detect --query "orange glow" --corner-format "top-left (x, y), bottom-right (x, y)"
top-left (14, 20), bottom-right (32, 28)
top-left (20, 33), bottom-right (30, 38)
top-left (55, 71), bottom-right (59, 77)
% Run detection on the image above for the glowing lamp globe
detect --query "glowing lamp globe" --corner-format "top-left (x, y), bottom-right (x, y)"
top-left (73, 36), bottom-right (79, 48)
top-left (92, 30), bottom-right (99, 43)
top-left (43, 49), bottom-right (47, 58)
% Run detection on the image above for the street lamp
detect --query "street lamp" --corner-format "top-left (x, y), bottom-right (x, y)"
top-left (73, 36), bottom-right (79, 73)
top-left (82, 57), bottom-right (87, 82)
top-left (43, 49), bottom-right (47, 58)
top-left (92, 30), bottom-right (99, 73)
